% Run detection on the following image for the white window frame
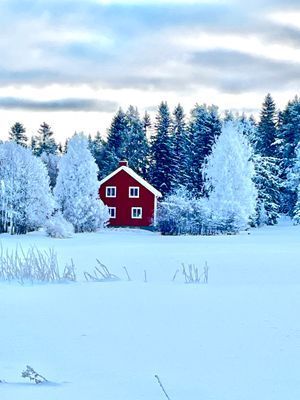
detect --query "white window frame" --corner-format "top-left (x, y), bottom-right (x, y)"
top-left (108, 207), bottom-right (116, 219)
top-left (129, 186), bottom-right (140, 198)
top-left (131, 207), bottom-right (142, 219)
top-left (106, 186), bottom-right (116, 198)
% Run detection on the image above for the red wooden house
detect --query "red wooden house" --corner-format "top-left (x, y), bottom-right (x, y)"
top-left (99, 161), bottom-right (162, 227)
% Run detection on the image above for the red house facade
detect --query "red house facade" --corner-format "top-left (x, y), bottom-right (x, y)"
top-left (99, 161), bottom-right (162, 227)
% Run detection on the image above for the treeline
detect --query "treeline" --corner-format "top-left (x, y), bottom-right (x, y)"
top-left (4, 93), bottom-right (300, 233)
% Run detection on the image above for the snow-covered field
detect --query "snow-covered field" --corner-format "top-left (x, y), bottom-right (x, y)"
top-left (0, 219), bottom-right (300, 399)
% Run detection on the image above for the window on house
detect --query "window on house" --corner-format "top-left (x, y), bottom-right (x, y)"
top-left (129, 187), bottom-right (140, 198)
top-left (131, 207), bottom-right (142, 219)
top-left (106, 186), bottom-right (116, 197)
top-left (108, 207), bottom-right (116, 219)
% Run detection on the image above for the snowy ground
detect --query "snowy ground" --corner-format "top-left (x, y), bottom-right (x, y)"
top-left (0, 219), bottom-right (300, 399)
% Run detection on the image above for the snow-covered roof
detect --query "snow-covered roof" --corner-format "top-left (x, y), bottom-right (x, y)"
top-left (99, 166), bottom-right (162, 198)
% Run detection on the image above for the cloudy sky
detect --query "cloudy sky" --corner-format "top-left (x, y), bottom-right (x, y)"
top-left (0, 0), bottom-right (299, 141)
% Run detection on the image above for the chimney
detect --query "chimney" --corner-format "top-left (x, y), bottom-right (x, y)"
top-left (119, 160), bottom-right (128, 167)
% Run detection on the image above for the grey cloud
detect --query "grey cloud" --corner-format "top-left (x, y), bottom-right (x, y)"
top-left (190, 49), bottom-right (300, 93)
top-left (0, 97), bottom-right (118, 112)
top-left (0, 0), bottom-right (299, 96)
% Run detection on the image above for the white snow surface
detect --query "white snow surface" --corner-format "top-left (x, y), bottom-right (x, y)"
top-left (0, 218), bottom-right (300, 399)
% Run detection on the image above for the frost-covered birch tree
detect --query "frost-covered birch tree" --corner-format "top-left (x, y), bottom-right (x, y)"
top-left (0, 142), bottom-right (54, 234)
top-left (54, 133), bottom-right (109, 232)
top-left (204, 121), bottom-right (257, 232)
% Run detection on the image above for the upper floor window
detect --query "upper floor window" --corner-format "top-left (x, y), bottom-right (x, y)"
top-left (106, 186), bottom-right (116, 198)
top-left (129, 186), bottom-right (140, 198)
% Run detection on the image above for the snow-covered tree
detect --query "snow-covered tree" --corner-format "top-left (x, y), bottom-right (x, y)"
top-left (289, 143), bottom-right (300, 223)
top-left (0, 142), bottom-right (54, 234)
top-left (9, 122), bottom-right (28, 147)
top-left (204, 121), bottom-right (257, 232)
top-left (253, 156), bottom-right (281, 225)
top-left (54, 133), bottom-right (109, 232)
top-left (143, 111), bottom-right (151, 136)
top-left (238, 113), bottom-right (257, 146)
top-left (149, 102), bottom-right (175, 196)
top-left (277, 97), bottom-right (300, 213)
top-left (33, 122), bottom-right (58, 156)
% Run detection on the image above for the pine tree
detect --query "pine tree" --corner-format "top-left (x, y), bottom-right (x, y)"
top-left (54, 133), bottom-right (109, 232)
top-left (171, 104), bottom-right (190, 188)
top-left (204, 121), bottom-right (257, 232)
top-left (125, 106), bottom-right (149, 177)
top-left (9, 122), bottom-right (28, 146)
top-left (256, 94), bottom-right (278, 157)
top-left (149, 102), bottom-right (175, 196)
top-left (34, 122), bottom-right (58, 156)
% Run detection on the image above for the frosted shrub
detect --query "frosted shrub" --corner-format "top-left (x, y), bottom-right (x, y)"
top-left (0, 246), bottom-right (76, 283)
top-left (22, 366), bottom-right (47, 384)
top-left (84, 260), bottom-right (121, 282)
top-left (157, 190), bottom-right (215, 235)
top-left (45, 212), bottom-right (74, 238)
top-left (157, 189), bottom-right (196, 235)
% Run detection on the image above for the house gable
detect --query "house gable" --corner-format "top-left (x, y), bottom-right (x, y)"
top-left (99, 166), bottom-right (162, 198)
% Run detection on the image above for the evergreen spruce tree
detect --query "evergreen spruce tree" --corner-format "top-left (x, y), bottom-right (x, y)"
top-left (34, 122), bottom-right (58, 156)
top-left (253, 155), bottom-right (281, 225)
top-left (9, 122), bottom-right (28, 147)
top-left (292, 143), bottom-right (300, 223)
top-left (125, 106), bottom-right (149, 177)
top-left (250, 95), bottom-right (281, 223)
top-left (171, 104), bottom-right (190, 188)
top-left (256, 94), bottom-right (278, 157)
top-left (40, 152), bottom-right (60, 189)
top-left (143, 111), bottom-right (151, 136)
top-left (277, 97), bottom-right (300, 213)
top-left (149, 102), bottom-right (175, 196)
top-left (101, 108), bottom-right (129, 176)
top-left (89, 131), bottom-right (106, 179)
top-left (238, 113), bottom-right (257, 145)
top-left (188, 104), bottom-right (221, 195)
